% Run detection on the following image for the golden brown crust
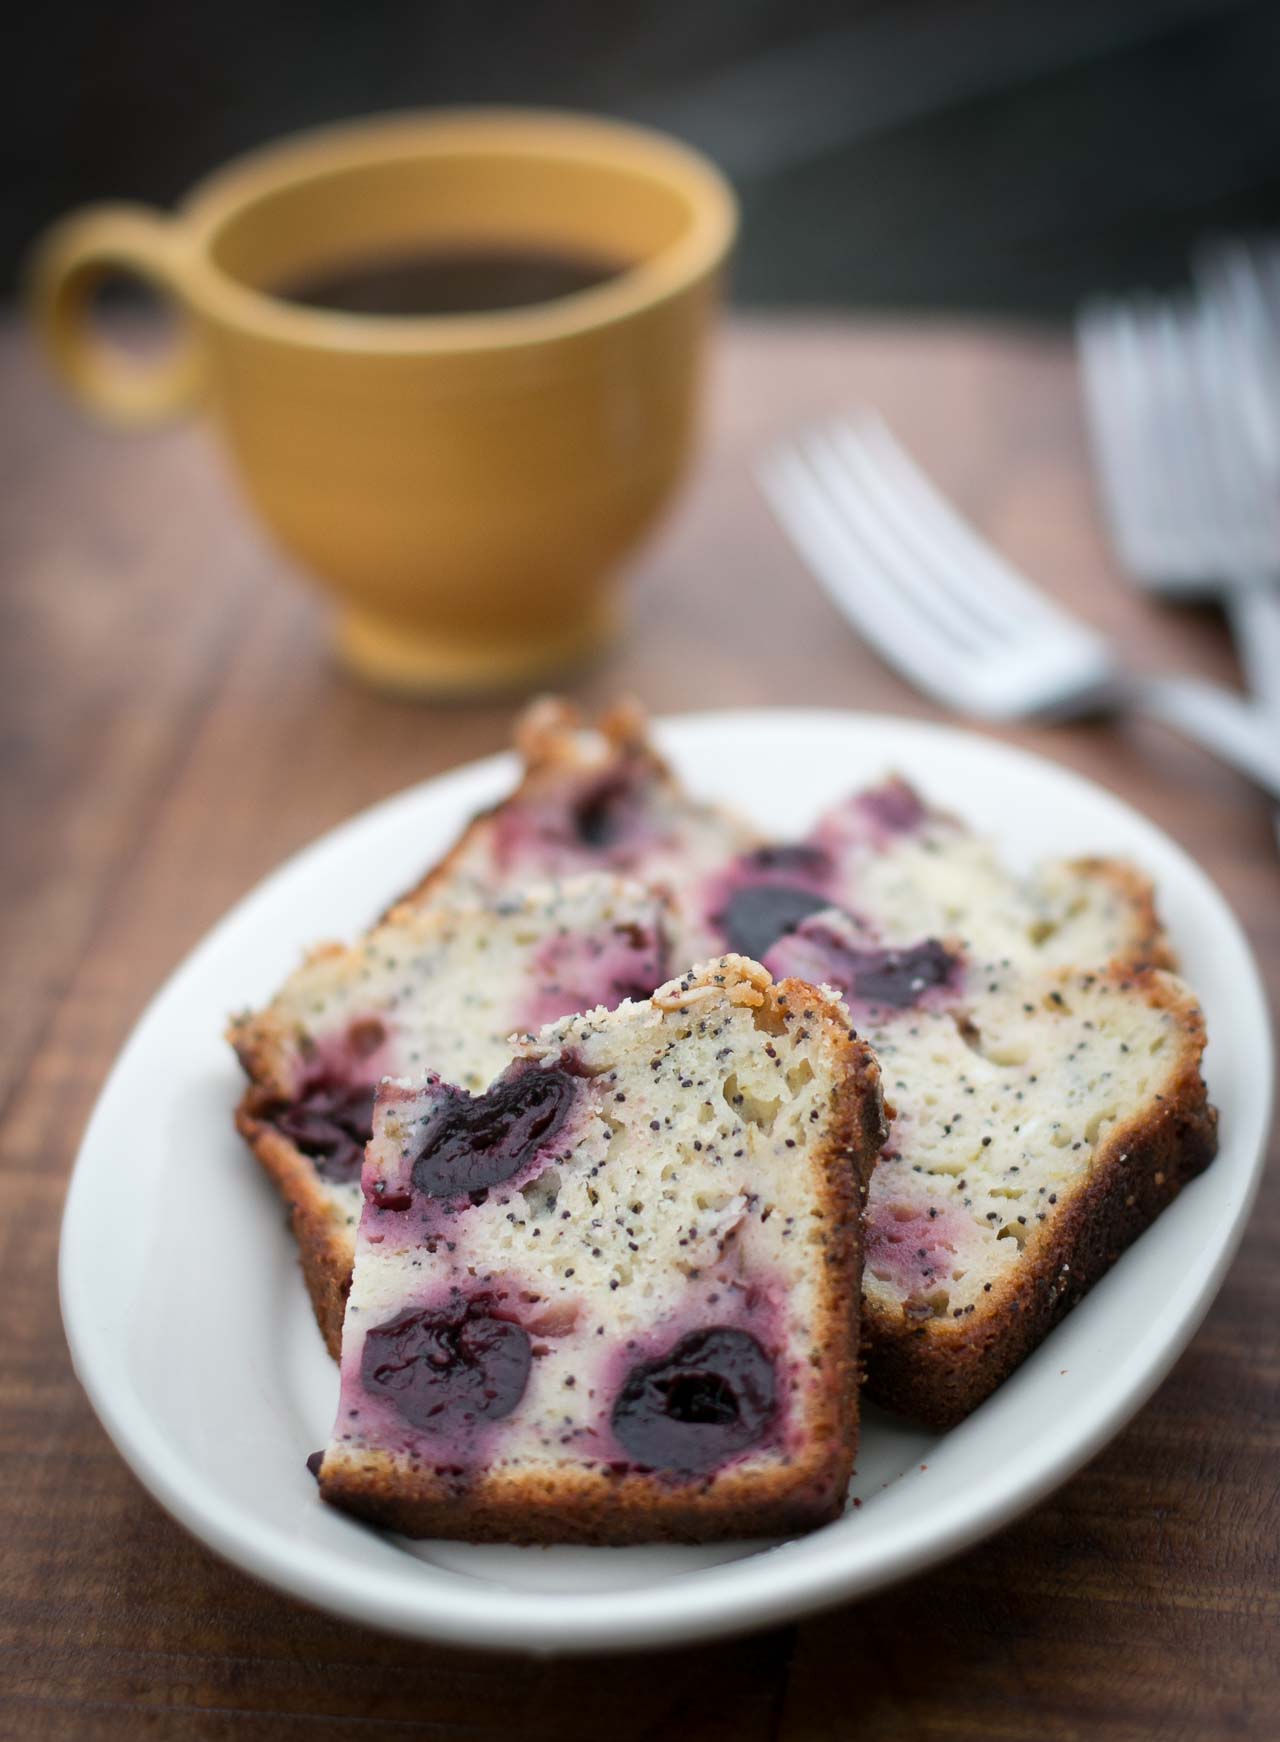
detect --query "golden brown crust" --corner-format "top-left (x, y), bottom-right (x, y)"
top-left (318, 970), bottom-right (888, 1543)
top-left (235, 1087), bottom-right (354, 1359)
top-left (1065, 856), bottom-right (1177, 972)
top-left (319, 1457), bottom-right (846, 1546)
top-left (228, 1021), bottom-right (291, 1102)
top-left (772, 975), bottom-right (888, 1524)
top-left (862, 967), bottom-right (1216, 1428)
top-left (516, 693), bottom-right (654, 765)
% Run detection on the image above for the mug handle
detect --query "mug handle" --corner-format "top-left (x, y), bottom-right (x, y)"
top-left (27, 204), bottom-right (204, 426)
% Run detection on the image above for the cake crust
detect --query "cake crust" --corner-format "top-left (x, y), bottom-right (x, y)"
top-left (235, 1088), bottom-right (357, 1357)
top-left (1057, 856), bottom-right (1175, 972)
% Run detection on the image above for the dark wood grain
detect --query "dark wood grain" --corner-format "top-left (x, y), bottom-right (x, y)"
top-left (1, 315), bottom-right (1276, 1741)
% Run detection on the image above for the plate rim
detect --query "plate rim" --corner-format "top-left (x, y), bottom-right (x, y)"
top-left (59, 707), bottom-right (1274, 1653)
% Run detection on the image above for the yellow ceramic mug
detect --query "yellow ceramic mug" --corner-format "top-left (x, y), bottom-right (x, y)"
top-left (28, 110), bottom-right (737, 693)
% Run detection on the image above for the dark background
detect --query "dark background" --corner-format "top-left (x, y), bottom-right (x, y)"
top-left (8, 0), bottom-right (1280, 315)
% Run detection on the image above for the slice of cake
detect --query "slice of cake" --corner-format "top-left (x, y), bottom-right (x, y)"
top-left (398, 695), bottom-right (759, 923)
top-left (850, 959), bottom-right (1216, 1426)
top-left (764, 878), bottom-right (1215, 1427)
top-left (231, 877), bottom-right (669, 1355)
top-left (313, 957), bottom-right (887, 1544)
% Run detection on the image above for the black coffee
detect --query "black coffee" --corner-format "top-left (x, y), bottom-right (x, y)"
top-left (276, 244), bottom-right (627, 316)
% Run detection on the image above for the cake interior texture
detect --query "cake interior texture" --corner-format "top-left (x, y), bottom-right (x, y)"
top-left (230, 876), bottom-right (669, 1352)
top-left (688, 774), bottom-right (1168, 973)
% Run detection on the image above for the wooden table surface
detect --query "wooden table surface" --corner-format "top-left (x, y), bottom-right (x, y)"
top-left (2, 314), bottom-right (1277, 1741)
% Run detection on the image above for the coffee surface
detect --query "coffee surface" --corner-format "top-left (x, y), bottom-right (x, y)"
top-left (277, 244), bottom-right (627, 316)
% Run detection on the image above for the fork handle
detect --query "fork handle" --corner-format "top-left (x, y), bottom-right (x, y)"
top-left (1134, 676), bottom-right (1280, 802)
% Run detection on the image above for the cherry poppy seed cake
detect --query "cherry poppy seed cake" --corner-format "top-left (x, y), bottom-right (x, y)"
top-left (226, 696), bottom-right (1217, 1546)
top-left (313, 958), bottom-right (887, 1544)
top-left (231, 877), bottom-right (669, 1355)
top-left (753, 779), bottom-right (1216, 1428)
top-left (856, 961), bottom-right (1213, 1427)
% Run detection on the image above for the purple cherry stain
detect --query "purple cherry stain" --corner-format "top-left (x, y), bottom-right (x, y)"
top-left (611, 1327), bottom-right (776, 1474)
top-left (827, 935), bottom-right (957, 1009)
top-left (270, 1078), bottom-right (375, 1184)
top-left (571, 770), bottom-right (639, 849)
top-left (859, 778), bottom-right (926, 834)
top-left (411, 1065), bottom-right (578, 1198)
top-left (740, 843), bottom-right (832, 878)
top-left (361, 1299), bottom-right (532, 1434)
top-left (719, 884), bottom-right (832, 961)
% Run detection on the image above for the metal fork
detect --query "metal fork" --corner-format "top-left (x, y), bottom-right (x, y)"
top-left (1077, 284), bottom-right (1280, 722)
top-left (757, 413), bottom-right (1280, 801)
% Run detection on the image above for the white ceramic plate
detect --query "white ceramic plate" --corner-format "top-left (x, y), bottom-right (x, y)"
top-left (60, 711), bottom-right (1272, 1654)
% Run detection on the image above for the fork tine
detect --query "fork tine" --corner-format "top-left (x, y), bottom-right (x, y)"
top-left (800, 424), bottom-right (998, 652)
top-left (1152, 302), bottom-right (1229, 571)
top-left (760, 417), bottom-right (1117, 721)
top-left (1154, 299), bottom-right (1277, 574)
top-left (1081, 300), bottom-right (1207, 581)
top-left (1082, 288), bottom-right (1280, 584)
top-left (834, 413), bottom-right (1087, 643)
top-left (1078, 301), bottom-right (1168, 571)
top-left (1191, 282), bottom-right (1280, 566)
top-left (823, 419), bottom-right (1012, 646)
top-left (1096, 302), bottom-right (1192, 568)
top-left (757, 443), bottom-right (966, 704)
top-left (1100, 307), bottom-right (1182, 568)
top-left (1186, 305), bottom-right (1265, 567)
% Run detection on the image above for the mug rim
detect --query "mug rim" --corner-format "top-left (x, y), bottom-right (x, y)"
top-left (175, 107), bottom-right (738, 355)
